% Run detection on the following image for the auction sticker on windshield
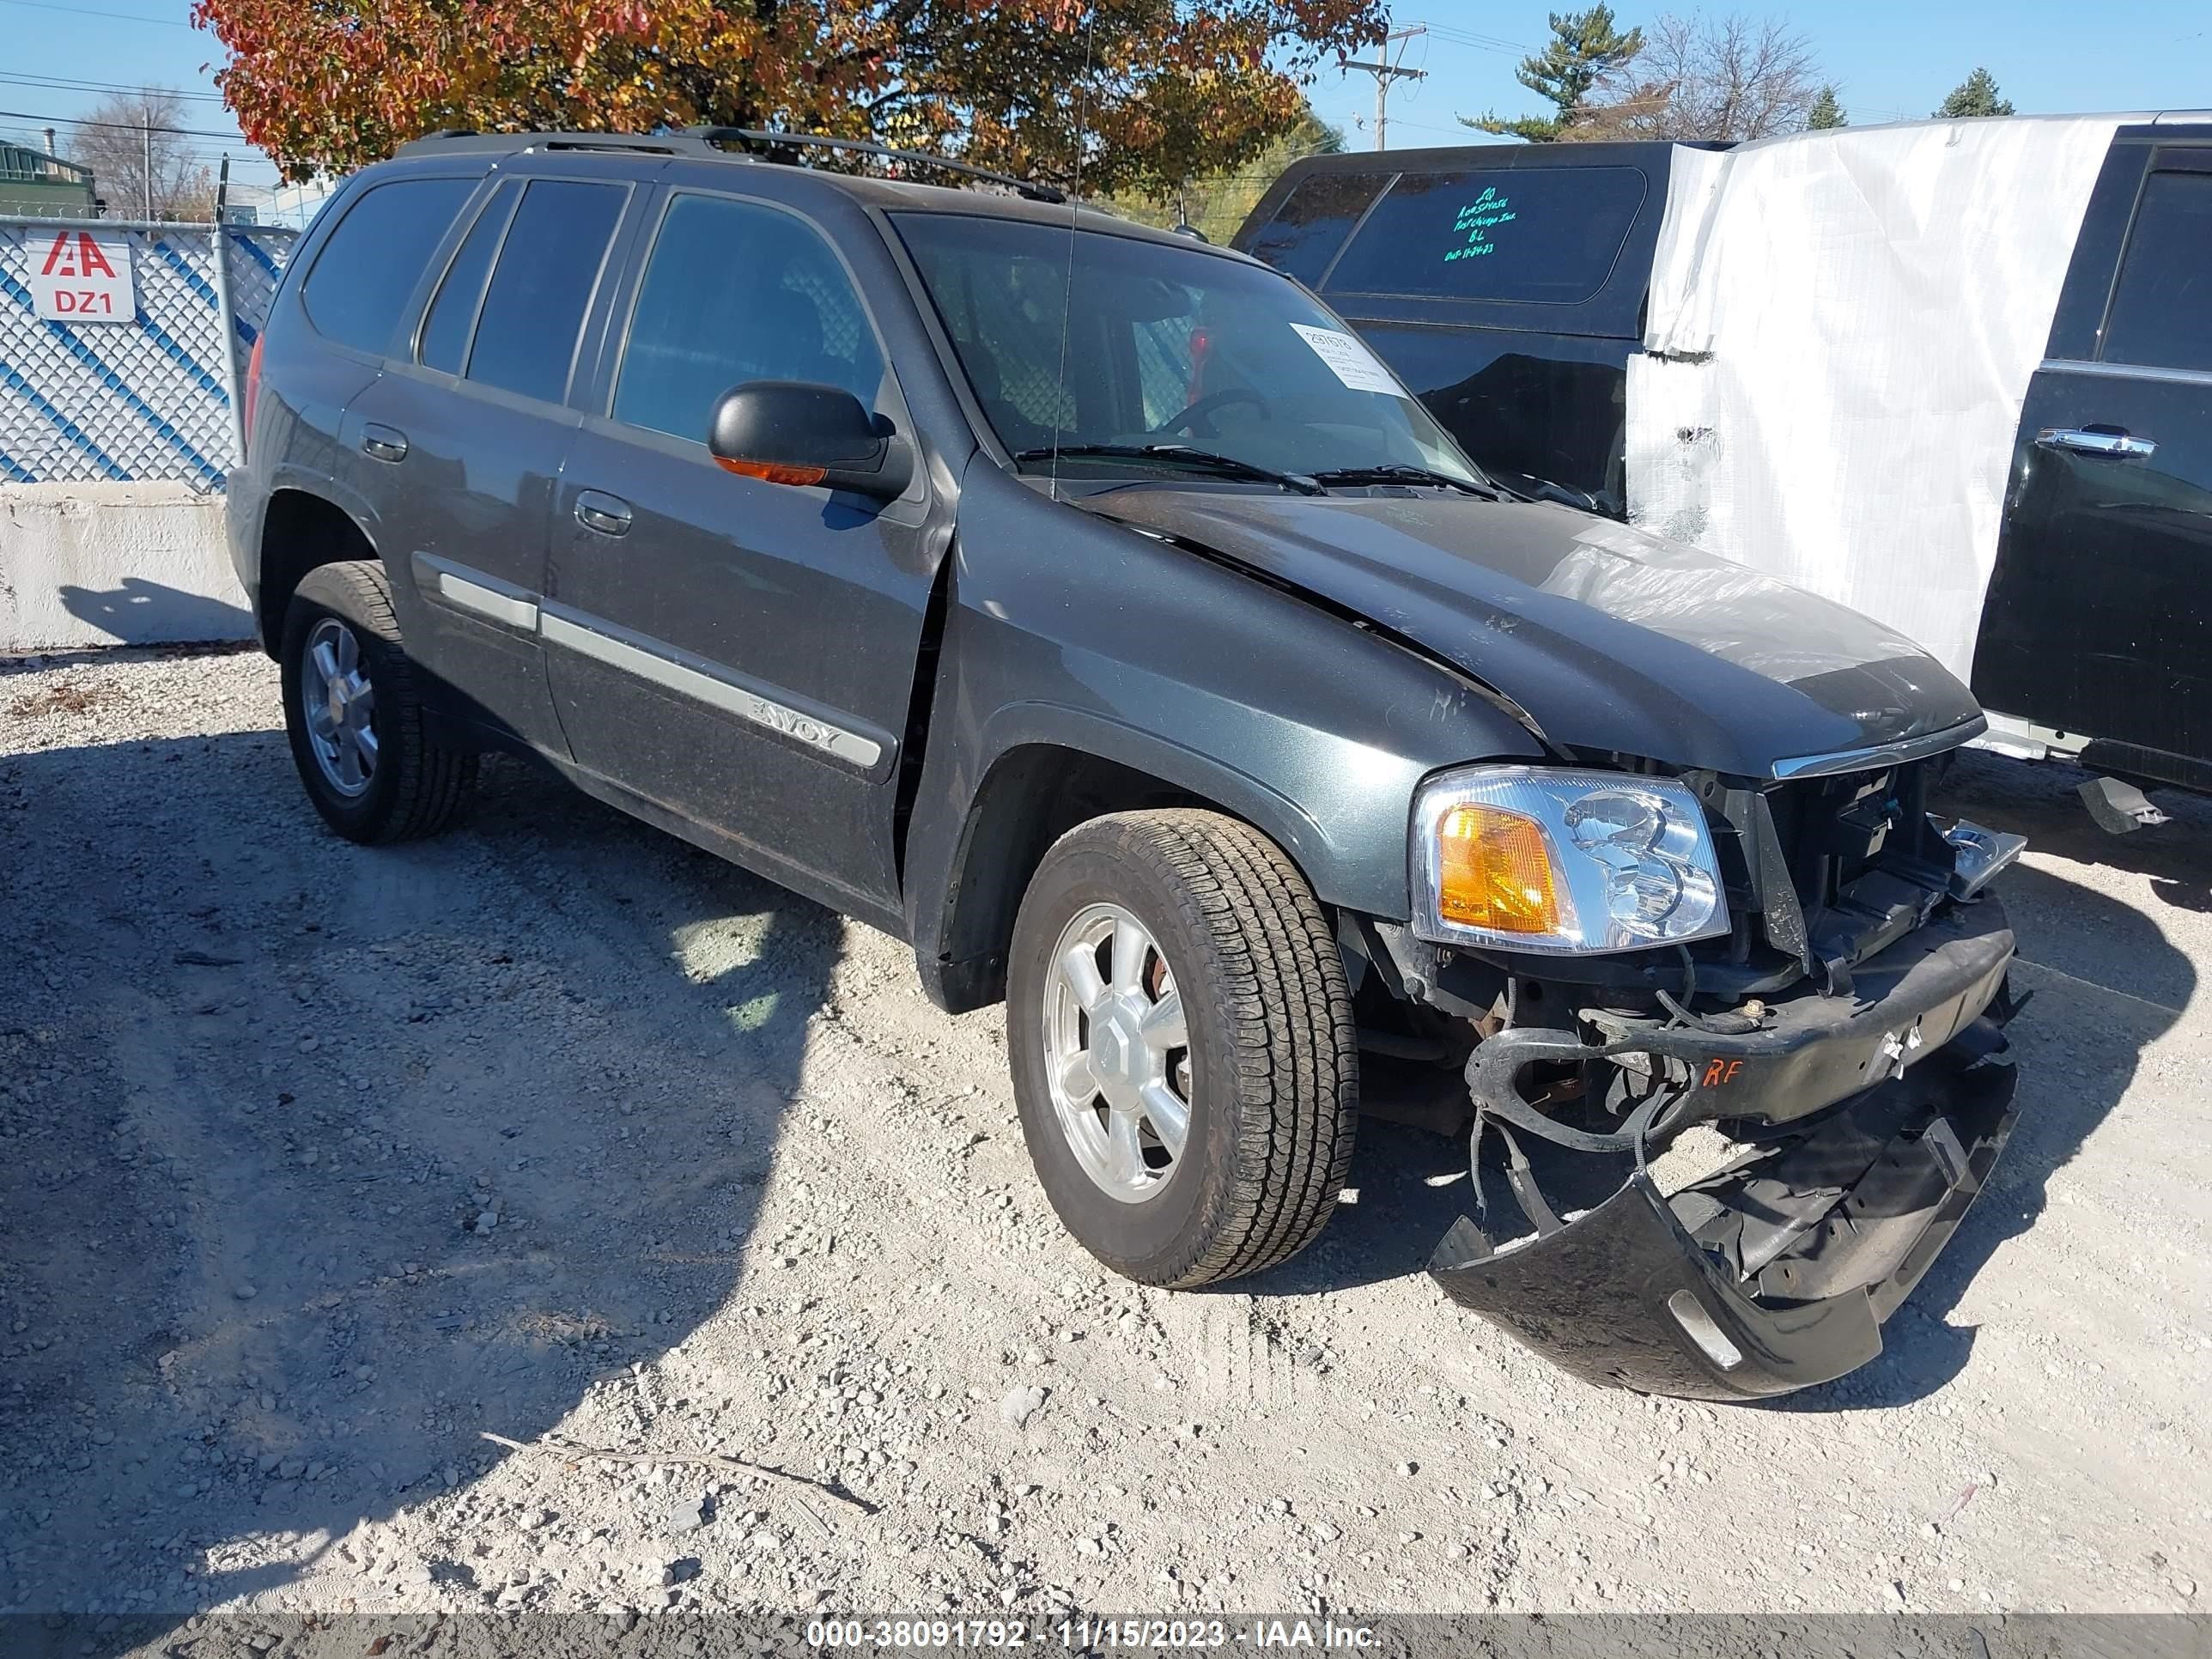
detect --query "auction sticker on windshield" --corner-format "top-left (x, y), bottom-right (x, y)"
top-left (1289, 324), bottom-right (1400, 395)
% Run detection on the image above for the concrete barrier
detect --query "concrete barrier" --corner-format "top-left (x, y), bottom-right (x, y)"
top-left (0, 482), bottom-right (254, 653)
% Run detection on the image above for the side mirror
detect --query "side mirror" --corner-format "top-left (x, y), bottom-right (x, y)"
top-left (707, 381), bottom-right (913, 501)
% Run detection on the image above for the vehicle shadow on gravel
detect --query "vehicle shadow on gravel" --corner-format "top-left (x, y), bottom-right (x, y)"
top-left (1240, 753), bottom-right (2191, 1413)
top-left (0, 726), bottom-right (843, 1648)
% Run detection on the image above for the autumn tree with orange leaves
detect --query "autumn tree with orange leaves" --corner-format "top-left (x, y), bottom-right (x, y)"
top-left (191, 0), bottom-right (1387, 197)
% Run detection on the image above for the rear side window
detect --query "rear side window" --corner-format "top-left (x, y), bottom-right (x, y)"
top-left (1324, 166), bottom-right (1646, 305)
top-left (300, 177), bottom-right (474, 355)
top-left (417, 183), bottom-right (516, 374)
top-left (465, 179), bottom-right (628, 404)
top-left (1242, 171), bottom-right (1389, 287)
top-left (612, 193), bottom-right (886, 443)
top-left (2100, 167), bottom-right (2212, 374)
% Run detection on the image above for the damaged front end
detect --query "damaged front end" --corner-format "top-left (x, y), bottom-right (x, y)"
top-left (1431, 975), bottom-right (2021, 1400)
top-left (1372, 745), bottom-right (2028, 1398)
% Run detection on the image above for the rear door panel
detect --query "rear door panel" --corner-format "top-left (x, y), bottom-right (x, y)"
top-left (344, 161), bottom-right (650, 756)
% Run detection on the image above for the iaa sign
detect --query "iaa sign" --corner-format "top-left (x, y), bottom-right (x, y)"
top-left (29, 229), bottom-right (137, 324)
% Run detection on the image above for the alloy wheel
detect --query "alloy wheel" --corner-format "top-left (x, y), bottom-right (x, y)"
top-left (1041, 902), bottom-right (1194, 1204)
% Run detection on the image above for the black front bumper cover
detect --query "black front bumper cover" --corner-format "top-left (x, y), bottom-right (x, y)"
top-left (1430, 896), bottom-right (2021, 1399)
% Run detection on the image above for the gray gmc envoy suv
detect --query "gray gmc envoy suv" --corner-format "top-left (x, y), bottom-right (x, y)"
top-left (228, 127), bottom-right (2029, 1399)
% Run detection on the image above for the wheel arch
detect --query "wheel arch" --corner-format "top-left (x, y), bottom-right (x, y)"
top-left (911, 707), bottom-right (1343, 1015)
top-left (255, 484), bottom-right (382, 654)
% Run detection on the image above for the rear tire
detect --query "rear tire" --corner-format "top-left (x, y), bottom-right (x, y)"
top-left (280, 559), bottom-right (477, 843)
top-left (1007, 810), bottom-right (1358, 1288)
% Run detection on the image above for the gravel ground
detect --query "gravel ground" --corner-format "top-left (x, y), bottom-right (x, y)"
top-left (1, 647), bottom-right (2207, 1638)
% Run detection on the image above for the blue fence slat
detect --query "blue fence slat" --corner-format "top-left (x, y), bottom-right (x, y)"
top-left (152, 239), bottom-right (220, 308)
top-left (0, 357), bottom-right (131, 480)
top-left (130, 306), bottom-right (226, 398)
top-left (0, 271), bottom-right (224, 485)
top-left (232, 232), bottom-right (283, 279)
top-left (3, 216), bottom-right (300, 484)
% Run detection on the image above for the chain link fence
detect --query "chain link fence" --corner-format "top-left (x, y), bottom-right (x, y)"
top-left (0, 216), bottom-right (299, 487)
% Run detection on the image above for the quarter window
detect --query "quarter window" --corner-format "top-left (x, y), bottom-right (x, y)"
top-left (1323, 166), bottom-right (1646, 305)
top-left (2101, 168), bottom-right (2212, 374)
top-left (1242, 171), bottom-right (1390, 288)
top-left (613, 193), bottom-right (888, 444)
top-left (465, 179), bottom-right (628, 404)
top-left (300, 177), bottom-right (474, 356)
top-left (417, 183), bottom-right (515, 374)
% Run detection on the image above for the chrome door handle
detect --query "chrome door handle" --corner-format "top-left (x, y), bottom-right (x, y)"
top-left (2037, 427), bottom-right (2156, 459)
top-left (361, 424), bottom-right (409, 462)
top-left (574, 490), bottom-right (633, 537)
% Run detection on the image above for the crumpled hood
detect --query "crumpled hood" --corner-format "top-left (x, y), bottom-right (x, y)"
top-left (1079, 488), bottom-right (1982, 778)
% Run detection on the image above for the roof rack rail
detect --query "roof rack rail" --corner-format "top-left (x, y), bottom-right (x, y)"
top-left (688, 127), bottom-right (1066, 204)
top-left (393, 125), bottom-right (1071, 204)
top-left (395, 129), bottom-right (716, 161)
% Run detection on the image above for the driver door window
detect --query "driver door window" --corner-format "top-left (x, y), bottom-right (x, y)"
top-left (613, 193), bottom-right (887, 442)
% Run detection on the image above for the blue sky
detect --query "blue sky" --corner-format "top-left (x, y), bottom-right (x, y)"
top-left (1303, 1), bottom-right (2212, 149)
top-left (1, 0), bottom-right (277, 188)
top-left (3, 0), bottom-right (2209, 186)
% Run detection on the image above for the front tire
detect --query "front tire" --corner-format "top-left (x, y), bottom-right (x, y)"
top-left (280, 559), bottom-right (477, 843)
top-left (1007, 810), bottom-right (1358, 1288)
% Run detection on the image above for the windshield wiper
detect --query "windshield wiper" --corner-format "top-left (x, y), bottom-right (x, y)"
top-left (1013, 443), bottom-right (1326, 496)
top-left (1308, 463), bottom-right (1498, 498)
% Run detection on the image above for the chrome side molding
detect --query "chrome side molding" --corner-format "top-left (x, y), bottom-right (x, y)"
top-left (538, 605), bottom-right (884, 769)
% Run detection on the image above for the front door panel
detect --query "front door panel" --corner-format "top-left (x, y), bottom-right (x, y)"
top-left (545, 426), bottom-right (933, 911)
top-left (542, 187), bottom-right (939, 913)
top-left (1974, 366), bottom-right (2212, 759)
top-left (1973, 145), bottom-right (2212, 769)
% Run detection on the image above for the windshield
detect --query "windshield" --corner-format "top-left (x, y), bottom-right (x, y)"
top-left (892, 213), bottom-right (1484, 488)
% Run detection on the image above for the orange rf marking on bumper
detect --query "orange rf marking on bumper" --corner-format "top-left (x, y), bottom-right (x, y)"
top-left (1702, 1059), bottom-right (1745, 1086)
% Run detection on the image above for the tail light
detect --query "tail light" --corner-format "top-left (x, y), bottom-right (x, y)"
top-left (242, 333), bottom-right (264, 459)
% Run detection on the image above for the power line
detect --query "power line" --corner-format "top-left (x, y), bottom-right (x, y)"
top-left (1415, 20), bottom-right (1528, 54)
top-left (0, 104), bottom-right (284, 181)
top-left (1374, 115), bottom-right (1487, 138)
top-left (0, 105), bottom-right (253, 143)
top-left (0, 70), bottom-right (228, 103)
top-left (0, 0), bottom-right (198, 26)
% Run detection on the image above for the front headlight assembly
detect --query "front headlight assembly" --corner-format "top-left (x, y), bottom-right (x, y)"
top-left (1410, 765), bottom-right (1730, 955)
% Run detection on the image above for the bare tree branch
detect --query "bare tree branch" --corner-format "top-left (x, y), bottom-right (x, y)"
top-left (1571, 12), bottom-right (1824, 142)
top-left (60, 88), bottom-right (216, 221)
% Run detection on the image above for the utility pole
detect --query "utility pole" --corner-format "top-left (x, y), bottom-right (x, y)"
top-left (142, 116), bottom-right (153, 218)
top-left (1342, 22), bottom-right (1426, 151)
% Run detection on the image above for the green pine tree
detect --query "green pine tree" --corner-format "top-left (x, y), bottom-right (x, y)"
top-left (1462, 5), bottom-right (1644, 143)
top-left (1936, 68), bottom-right (2014, 118)
top-left (1807, 86), bottom-right (1846, 129)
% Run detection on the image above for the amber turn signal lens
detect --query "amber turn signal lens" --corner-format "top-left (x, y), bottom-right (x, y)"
top-left (1435, 805), bottom-right (1561, 934)
top-left (714, 456), bottom-right (828, 487)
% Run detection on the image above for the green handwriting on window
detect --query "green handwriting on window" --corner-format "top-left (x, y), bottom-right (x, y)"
top-left (1444, 185), bottom-right (1516, 264)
